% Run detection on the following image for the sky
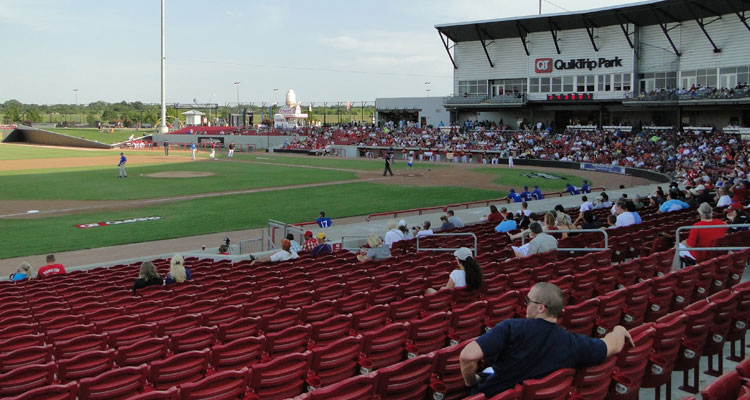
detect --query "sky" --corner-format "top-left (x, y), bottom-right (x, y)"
top-left (0, 0), bottom-right (646, 105)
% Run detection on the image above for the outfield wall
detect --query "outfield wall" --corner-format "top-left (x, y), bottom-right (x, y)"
top-left (3, 127), bottom-right (112, 149)
top-left (152, 133), bottom-right (302, 150)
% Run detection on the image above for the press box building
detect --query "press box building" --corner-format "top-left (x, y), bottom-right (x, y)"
top-left (434, 0), bottom-right (750, 129)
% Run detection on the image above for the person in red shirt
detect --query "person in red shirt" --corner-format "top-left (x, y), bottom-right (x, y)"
top-left (301, 230), bottom-right (317, 253)
top-left (680, 203), bottom-right (727, 264)
top-left (37, 254), bottom-right (67, 278)
top-left (731, 180), bottom-right (748, 203)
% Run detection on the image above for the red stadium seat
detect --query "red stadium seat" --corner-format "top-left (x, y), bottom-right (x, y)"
top-left (301, 373), bottom-right (378, 400)
top-left (558, 297), bottom-right (599, 336)
top-left (246, 351), bottom-right (312, 400)
top-left (450, 300), bottom-right (487, 342)
top-left (0, 361), bottom-right (56, 397)
top-left (572, 355), bottom-right (617, 400)
top-left (353, 304), bottom-right (390, 333)
top-left (78, 364), bottom-right (148, 400)
top-left (310, 314), bottom-right (354, 347)
top-left (261, 307), bottom-right (302, 333)
top-left (422, 288), bottom-right (453, 315)
top-left (301, 299), bottom-right (337, 323)
top-left (361, 322), bottom-right (410, 370)
top-left (728, 281), bottom-right (750, 361)
top-left (374, 353), bottom-right (436, 400)
top-left (54, 332), bottom-right (108, 360)
top-left (0, 323), bottom-right (39, 341)
top-left (210, 335), bottom-right (265, 372)
top-left (242, 297), bottom-right (279, 317)
top-left (107, 323), bottom-right (157, 348)
top-left (148, 348), bottom-right (210, 390)
top-left (281, 290), bottom-right (315, 308)
top-left (180, 368), bottom-right (250, 400)
top-left (336, 292), bottom-right (370, 314)
top-left (621, 279), bottom-right (653, 330)
top-left (314, 283), bottom-right (348, 302)
top-left (520, 367), bottom-right (575, 400)
top-left (0, 344), bottom-right (53, 373)
top-left (156, 313), bottom-right (203, 337)
top-left (217, 316), bottom-right (261, 343)
top-left (46, 323), bottom-right (96, 343)
top-left (169, 325), bottom-right (217, 353)
top-left (645, 274), bottom-right (677, 322)
top-left (203, 304), bottom-right (243, 327)
top-left (700, 370), bottom-right (744, 400)
top-left (93, 314), bottom-right (140, 334)
top-left (399, 277), bottom-right (429, 298)
top-left (309, 335), bottom-right (363, 386)
top-left (4, 381), bottom-right (77, 400)
top-left (369, 284), bottom-right (400, 306)
top-left (124, 387), bottom-right (179, 400)
top-left (0, 334), bottom-right (45, 355)
top-left (264, 324), bottom-right (311, 358)
top-left (484, 291), bottom-right (520, 329)
top-left (408, 311), bottom-right (451, 354)
top-left (703, 289), bottom-right (738, 376)
top-left (57, 349), bottom-right (116, 383)
top-left (674, 300), bottom-right (717, 394)
top-left (115, 336), bottom-right (169, 366)
top-left (433, 339), bottom-right (473, 400)
top-left (138, 306), bottom-right (180, 324)
top-left (640, 311), bottom-right (689, 399)
top-left (609, 323), bottom-right (656, 400)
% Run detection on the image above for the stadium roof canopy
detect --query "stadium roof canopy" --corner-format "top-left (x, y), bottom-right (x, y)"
top-left (434, 0), bottom-right (750, 65)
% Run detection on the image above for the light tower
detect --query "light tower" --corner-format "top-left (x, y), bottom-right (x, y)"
top-left (158, 0), bottom-right (168, 134)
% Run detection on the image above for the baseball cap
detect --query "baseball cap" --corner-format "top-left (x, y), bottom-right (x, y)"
top-left (453, 247), bottom-right (473, 261)
top-left (724, 202), bottom-right (744, 212)
top-left (304, 231), bottom-right (313, 237)
top-left (398, 219), bottom-right (407, 227)
top-left (696, 184), bottom-right (706, 191)
top-left (316, 232), bottom-right (326, 239)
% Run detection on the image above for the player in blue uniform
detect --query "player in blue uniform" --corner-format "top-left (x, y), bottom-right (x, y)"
top-left (117, 153), bottom-right (127, 178)
top-left (580, 180), bottom-right (591, 193)
top-left (565, 183), bottom-right (580, 195)
top-left (520, 185), bottom-right (533, 201)
top-left (317, 211), bottom-right (332, 228)
top-left (531, 185), bottom-right (544, 200)
top-left (506, 188), bottom-right (523, 203)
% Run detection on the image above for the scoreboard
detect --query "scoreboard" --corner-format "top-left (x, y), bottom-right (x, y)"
top-left (546, 93), bottom-right (594, 101)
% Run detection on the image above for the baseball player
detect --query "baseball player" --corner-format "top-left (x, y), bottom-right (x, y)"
top-left (228, 142), bottom-right (235, 158)
top-left (408, 152), bottom-right (414, 170)
top-left (210, 142), bottom-right (216, 159)
top-left (191, 143), bottom-right (196, 160)
top-left (117, 152), bottom-right (127, 178)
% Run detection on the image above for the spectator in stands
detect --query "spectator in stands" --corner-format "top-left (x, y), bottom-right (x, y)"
top-left (593, 193), bottom-right (611, 209)
top-left (579, 195), bottom-right (593, 213)
top-left (251, 239), bottom-right (300, 264)
top-left (577, 211), bottom-right (603, 230)
top-left (286, 233), bottom-right (302, 253)
top-left (565, 183), bottom-right (580, 195)
top-left (506, 188), bottom-right (523, 203)
top-left (495, 212), bottom-right (517, 233)
top-left (218, 244), bottom-right (230, 255)
top-left (301, 230), bottom-right (317, 252)
top-left (459, 282), bottom-right (633, 398)
top-left (165, 254), bottom-right (192, 284)
top-left (517, 202), bottom-right (531, 217)
top-left (581, 180), bottom-right (591, 193)
top-left (310, 232), bottom-right (333, 258)
top-left (691, 184), bottom-right (714, 206)
top-left (398, 219), bottom-right (413, 240)
top-left (614, 199), bottom-right (636, 227)
top-left (316, 211), bottom-right (332, 228)
top-left (725, 202), bottom-right (748, 232)
top-left (514, 222), bottom-right (558, 257)
top-left (384, 220), bottom-right (405, 248)
top-left (731, 180), bottom-right (748, 203)
top-left (659, 191), bottom-right (690, 213)
top-left (440, 215), bottom-right (455, 230)
top-left (632, 195), bottom-right (646, 210)
top-left (37, 254), bottom-right (66, 279)
top-left (11, 262), bottom-right (34, 281)
top-left (132, 261), bottom-right (163, 293)
top-left (357, 234), bottom-right (391, 262)
top-left (679, 202), bottom-right (727, 264)
top-left (606, 214), bottom-right (617, 228)
top-left (531, 185), bottom-right (544, 200)
top-left (414, 221), bottom-right (434, 237)
top-left (426, 247), bottom-right (483, 295)
top-left (486, 205), bottom-right (503, 223)
top-left (555, 210), bottom-right (576, 239)
top-left (447, 210), bottom-right (464, 228)
top-left (715, 186), bottom-right (733, 207)
top-left (516, 211), bottom-right (532, 230)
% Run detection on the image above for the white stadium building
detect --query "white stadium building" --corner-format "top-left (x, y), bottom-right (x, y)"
top-left (377, 0), bottom-right (750, 131)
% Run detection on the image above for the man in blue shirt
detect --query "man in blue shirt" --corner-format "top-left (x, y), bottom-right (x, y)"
top-left (565, 183), bottom-right (580, 195)
top-left (494, 212), bottom-right (517, 233)
top-left (531, 185), bottom-right (544, 200)
top-left (506, 188), bottom-right (523, 203)
top-left (520, 186), bottom-right (533, 202)
top-left (316, 211), bottom-right (332, 228)
top-left (117, 152), bottom-right (127, 178)
top-left (659, 191), bottom-right (690, 213)
top-left (191, 143), bottom-right (197, 160)
top-left (459, 282), bottom-right (634, 398)
top-left (581, 180), bottom-right (591, 194)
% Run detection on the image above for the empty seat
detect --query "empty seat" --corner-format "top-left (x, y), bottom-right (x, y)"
top-left (264, 324), bottom-right (312, 358)
top-left (703, 289), bottom-right (738, 376)
top-left (361, 322), bottom-right (410, 370)
top-left (558, 297), bottom-right (599, 336)
top-left (388, 296), bottom-right (423, 323)
top-left (180, 368), bottom-right (250, 400)
top-left (336, 292), bottom-right (370, 314)
top-left (301, 300), bottom-right (337, 323)
top-left (93, 314), bottom-right (139, 334)
top-left (107, 323), bottom-right (157, 348)
top-left (139, 307), bottom-right (180, 324)
top-left (700, 370), bottom-right (743, 400)
top-left (408, 311), bottom-right (451, 354)
top-left (170, 325), bottom-right (217, 353)
top-left (123, 387), bottom-right (179, 400)
top-left (374, 353), bottom-right (436, 400)
top-left (450, 300), bottom-right (487, 342)
top-left (300, 373), bottom-right (377, 400)
top-left (621, 279), bottom-right (653, 330)
top-left (520, 367), bottom-right (575, 400)
top-left (156, 313), bottom-right (203, 337)
top-left (261, 307), bottom-right (302, 333)
top-left (247, 351), bottom-right (312, 400)
top-left (0, 344), bottom-right (52, 373)
top-left (309, 335), bottom-right (363, 386)
top-left (148, 348), bottom-right (210, 390)
top-left (640, 311), bottom-right (689, 399)
top-left (353, 304), bottom-right (390, 333)
top-left (0, 334), bottom-right (45, 355)
top-left (78, 364), bottom-right (148, 400)
top-left (210, 335), bottom-right (265, 372)
top-left (203, 304), bottom-right (243, 327)
top-left (608, 323), bottom-right (656, 400)
top-left (310, 314), bottom-right (354, 348)
top-left (57, 348), bottom-right (116, 383)
top-left (484, 291), bottom-right (520, 329)
top-left (572, 355), bottom-right (617, 400)
top-left (422, 288), bottom-right (453, 315)
top-left (432, 339), bottom-right (473, 400)
top-left (45, 323), bottom-right (96, 343)
top-left (54, 333), bottom-right (108, 360)
top-left (217, 316), bottom-right (261, 343)
top-left (115, 336), bottom-right (169, 366)
top-left (674, 300), bottom-right (717, 394)
top-left (645, 274), bottom-right (677, 322)
top-left (4, 381), bottom-right (77, 400)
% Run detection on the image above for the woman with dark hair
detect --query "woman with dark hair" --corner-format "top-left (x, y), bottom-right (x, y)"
top-left (487, 205), bottom-right (503, 223)
top-left (132, 261), bottom-right (163, 293)
top-left (426, 247), bottom-right (483, 294)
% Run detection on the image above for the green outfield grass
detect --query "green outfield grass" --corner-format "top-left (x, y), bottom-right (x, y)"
top-left (230, 153), bottom-right (443, 172)
top-left (472, 168), bottom-right (592, 191)
top-left (0, 182), bottom-right (504, 258)
top-left (47, 128), bottom-right (147, 144)
top-left (0, 144), bottom-right (117, 160)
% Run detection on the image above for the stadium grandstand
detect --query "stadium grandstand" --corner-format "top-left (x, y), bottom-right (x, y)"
top-left (4, 1), bottom-right (750, 400)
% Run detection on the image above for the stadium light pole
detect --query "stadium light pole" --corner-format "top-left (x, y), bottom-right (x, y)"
top-left (425, 82), bottom-right (431, 97)
top-left (73, 89), bottom-right (79, 124)
top-left (234, 82), bottom-right (241, 113)
top-left (158, 0), bottom-right (168, 134)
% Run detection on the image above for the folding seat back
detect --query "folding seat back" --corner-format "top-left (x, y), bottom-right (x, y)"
top-left (265, 324), bottom-right (312, 358)
top-left (336, 292), bottom-right (370, 314)
top-left (483, 273), bottom-right (509, 298)
top-left (710, 257), bottom-right (733, 294)
top-left (728, 249), bottom-right (750, 287)
top-left (422, 288), bottom-right (454, 316)
top-left (672, 265), bottom-right (699, 311)
top-left (0, 323), bottom-right (39, 341)
top-left (530, 264), bottom-right (555, 283)
top-left (645, 273), bottom-right (677, 322)
top-left (433, 339), bottom-right (473, 400)
top-left (54, 332), bottom-right (109, 360)
top-left (520, 367), bottom-right (575, 400)
top-left (407, 311), bottom-right (451, 355)
top-left (0, 344), bottom-right (53, 373)
top-left (183, 298), bottom-right (218, 314)
top-left (309, 335), bottom-right (363, 386)
top-left (218, 316), bottom-right (261, 343)
top-left (594, 265), bottom-right (618, 295)
top-left (674, 300), bottom-right (717, 372)
top-left (5, 381), bottom-right (77, 400)
top-left (609, 323), bottom-right (656, 400)
top-left (46, 323), bottom-right (96, 343)
top-left (594, 288), bottom-right (627, 337)
top-left (301, 300), bottom-right (337, 323)
top-left (125, 300), bottom-right (161, 315)
top-left (170, 325), bottom-right (218, 353)
top-left (572, 355), bottom-right (617, 400)
top-left (169, 293), bottom-right (197, 308)
top-left (138, 306), bottom-right (180, 324)
top-left (203, 304), bottom-right (243, 327)
top-left (703, 289), bottom-right (739, 376)
top-left (374, 353), bottom-right (436, 400)
top-left (40, 314), bottom-right (83, 332)
top-left (558, 297), bottom-right (599, 336)
top-left (115, 336), bottom-right (170, 366)
top-left (281, 290), bottom-right (315, 309)
top-left (621, 279), bottom-right (653, 329)
top-left (83, 307), bottom-right (125, 324)
top-left (694, 260), bottom-right (718, 301)
top-left (616, 259), bottom-right (641, 287)
top-left (314, 283), bottom-right (348, 302)
top-left (303, 373), bottom-right (378, 400)
top-left (378, 271), bottom-right (404, 287)
top-left (369, 284), bottom-right (400, 306)
top-left (450, 300), bottom-right (487, 342)
top-left (210, 335), bottom-right (265, 372)
top-left (700, 370), bottom-right (743, 400)
top-left (247, 351), bottom-right (312, 400)
top-left (124, 387), bottom-right (179, 400)
top-left (180, 368), bottom-right (250, 400)
top-left (259, 306), bottom-right (302, 334)
top-left (0, 334), bottom-right (45, 355)
top-left (148, 348), bottom-right (210, 390)
top-left (641, 311), bottom-right (688, 390)
top-left (571, 268), bottom-right (598, 304)
top-left (348, 276), bottom-right (377, 292)
top-left (57, 349), bottom-right (116, 383)
top-left (388, 296), bottom-right (423, 323)
top-left (311, 314), bottom-right (354, 347)
top-left (487, 386), bottom-right (523, 399)
top-left (78, 365), bottom-right (148, 400)
top-left (107, 323), bottom-right (157, 348)
top-left (553, 258), bottom-right (576, 276)
top-left (484, 290), bottom-right (520, 329)
top-left (353, 304), bottom-right (390, 333)
top-left (361, 322), bottom-right (410, 370)
top-left (727, 281), bottom-right (750, 358)
top-left (506, 269), bottom-right (532, 290)
top-left (156, 313), bottom-right (203, 337)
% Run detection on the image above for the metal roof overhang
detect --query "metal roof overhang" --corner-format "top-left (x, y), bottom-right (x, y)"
top-left (435, 0), bottom-right (748, 43)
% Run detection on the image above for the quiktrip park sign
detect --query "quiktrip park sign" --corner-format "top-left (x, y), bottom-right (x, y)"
top-left (535, 57), bottom-right (623, 73)
top-left (75, 216), bottom-right (163, 229)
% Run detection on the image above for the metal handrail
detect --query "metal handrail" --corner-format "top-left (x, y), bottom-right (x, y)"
top-left (672, 223), bottom-right (750, 269)
top-left (416, 232), bottom-right (478, 255)
top-left (519, 228), bottom-right (609, 253)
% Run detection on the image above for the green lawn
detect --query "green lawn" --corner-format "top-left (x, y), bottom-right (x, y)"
top-left (231, 153), bottom-right (443, 172)
top-left (471, 167), bottom-right (591, 191)
top-left (0, 182), bottom-right (503, 258)
top-left (47, 128), bottom-right (147, 144)
top-left (0, 144), bottom-right (117, 160)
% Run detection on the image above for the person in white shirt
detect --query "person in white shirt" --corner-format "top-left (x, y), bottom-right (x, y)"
top-left (715, 187), bottom-right (732, 207)
top-left (579, 196), bottom-right (593, 213)
top-left (614, 199), bottom-right (635, 227)
top-left (414, 221), bottom-right (434, 238)
top-left (250, 239), bottom-right (299, 264)
top-left (383, 219), bottom-right (406, 248)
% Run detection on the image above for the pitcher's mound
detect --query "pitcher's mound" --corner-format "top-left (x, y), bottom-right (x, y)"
top-left (145, 171), bottom-right (215, 178)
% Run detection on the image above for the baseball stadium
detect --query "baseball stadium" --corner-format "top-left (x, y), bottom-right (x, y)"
top-left (1, 0), bottom-right (750, 399)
